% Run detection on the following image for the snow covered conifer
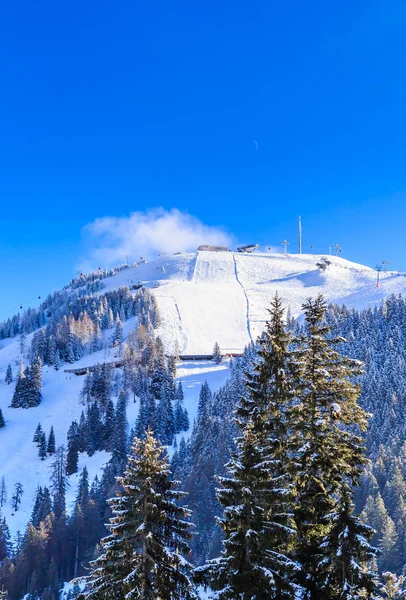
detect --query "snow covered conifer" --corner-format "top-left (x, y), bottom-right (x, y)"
top-left (30, 355), bottom-right (43, 407)
top-left (0, 410), bottom-right (5, 429)
top-left (213, 341), bottom-right (222, 364)
top-left (291, 295), bottom-right (370, 599)
top-left (33, 423), bottom-right (43, 444)
top-left (47, 426), bottom-right (56, 455)
top-left (11, 482), bottom-right (23, 512)
top-left (79, 429), bottom-right (197, 599)
top-left (112, 317), bottom-right (123, 347)
top-left (198, 294), bottom-right (298, 599)
top-left (5, 364), bottom-right (12, 385)
top-left (38, 431), bottom-right (47, 460)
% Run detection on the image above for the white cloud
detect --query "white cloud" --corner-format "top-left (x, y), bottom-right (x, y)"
top-left (81, 208), bottom-right (233, 269)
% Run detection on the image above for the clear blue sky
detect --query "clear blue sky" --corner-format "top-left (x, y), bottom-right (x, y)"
top-left (1, 0), bottom-right (406, 317)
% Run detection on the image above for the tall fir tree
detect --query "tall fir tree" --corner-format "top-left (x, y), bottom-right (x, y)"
top-left (79, 429), bottom-right (197, 599)
top-left (47, 426), bottom-right (56, 455)
top-left (291, 295), bottom-right (371, 600)
top-left (198, 294), bottom-right (298, 599)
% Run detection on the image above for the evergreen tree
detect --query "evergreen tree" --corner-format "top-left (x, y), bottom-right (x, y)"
top-left (80, 429), bottom-right (197, 599)
top-left (291, 296), bottom-right (370, 599)
top-left (155, 389), bottom-right (175, 445)
top-left (38, 432), bottom-right (47, 460)
top-left (47, 427), bottom-right (56, 455)
top-left (11, 483), bottom-right (23, 512)
top-left (112, 318), bottom-right (123, 347)
top-left (0, 409), bottom-right (5, 429)
top-left (50, 446), bottom-right (68, 518)
top-left (30, 356), bottom-right (43, 407)
top-left (54, 349), bottom-right (61, 371)
top-left (5, 364), bottom-right (12, 385)
top-left (0, 477), bottom-right (7, 508)
top-left (112, 389), bottom-right (128, 467)
top-left (213, 341), bottom-right (222, 364)
top-left (198, 294), bottom-right (297, 599)
top-left (103, 399), bottom-right (115, 450)
top-left (86, 403), bottom-right (103, 456)
top-left (66, 421), bottom-right (80, 476)
top-left (33, 423), bottom-right (43, 444)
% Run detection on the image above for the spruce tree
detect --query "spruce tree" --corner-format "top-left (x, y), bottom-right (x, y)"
top-left (0, 409), bottom-right (5, 428)
top-left (38, 432), bottom-right (47, 460)
top-left (5, 364), bottom-right (12, 385)
top-left (80, 429), bottom-right (197, 599)
top-left (33, 423), bottom-right (43, 444)
top-left (213, 341), bottom-right (222, 364)
top-left (198, 294), bottom-right (298, 599)
top-left (54, 349), bottom-right (61, 371)
top-left (30, 356), bottom-right (43, 407)
top-left (11, 482), bottom-right (23, 512)
top-left (47, 426), bottom-right (56, 455)
top-left (291, 295), bottom-right (371, 599)
top-left (66, 421), bottom-right (80, 475)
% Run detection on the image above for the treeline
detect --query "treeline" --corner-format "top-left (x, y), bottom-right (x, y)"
top-left (0, 262), bottom-right (145, 341)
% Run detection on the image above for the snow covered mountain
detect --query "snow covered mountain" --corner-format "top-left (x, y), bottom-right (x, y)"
top-left (0, 249), bottom-right (405, 538)
top-left (102, 250), bottom-right (406, 353)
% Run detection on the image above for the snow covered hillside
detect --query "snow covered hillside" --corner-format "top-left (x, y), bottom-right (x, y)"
top-left (0, 248), bottom-right (405, 537)
top-left (101, 250), bottom-right (406, 353)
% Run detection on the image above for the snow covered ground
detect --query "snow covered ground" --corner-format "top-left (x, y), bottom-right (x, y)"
top-left (101, 250), bottom-right (406, 353)
top-left (1, 248), bottom-right (406, 537)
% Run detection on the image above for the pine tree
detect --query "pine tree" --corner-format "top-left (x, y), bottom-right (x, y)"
top-left (54, 350), bottom-right (61, 371)
top-left (30, 355), bottom-right (43, 407)
top-left (112, 318), bottom-right (123, 347)
top-left (198, 294), bottom-right (298, 599)
top-left (0, 409), bottom-right (5, 428)
top-left (38, 432), bottom-right (47, 460)
top-left (213, 341), bottom-right (222, 364)
top-left (66, 421), bottom-right (80, 475)
top-left (5, 364), bottom-right (12, 385)
top-left (33, 423), bottom-right (43, 444)
top-left (291, 295), bottom-right (370, 599)
top-left (47, 426), bottom-right (56, 455)
top-left (50, 446), bottom-right (68, 518)
top-left (103, 399), bottom-right (115, 450)
top-left (155, 389), bottom-right (175, 445)
top-left (11, 482), bottom-right (23, 512)
top-left (112, 389), bottom-right (128, 467)
top-left (0, 477), bottom-right (7, 508)
top-left (80, 429), bottom-right (197, 599)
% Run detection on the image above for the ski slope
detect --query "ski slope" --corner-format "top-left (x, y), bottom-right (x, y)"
top-left (101, 250), bottom-right (406, 354)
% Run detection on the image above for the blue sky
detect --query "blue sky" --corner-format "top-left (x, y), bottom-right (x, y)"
top-left (1, 0), bottom-right (406, 316)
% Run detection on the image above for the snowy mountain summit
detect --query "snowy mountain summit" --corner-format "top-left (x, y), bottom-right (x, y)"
top-left (102, 250), bottom-right (406, 354)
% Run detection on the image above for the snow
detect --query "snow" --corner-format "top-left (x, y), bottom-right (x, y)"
top-left (1, 249), bottom-right (406, 537)
top-left (100, 250), bottom-right (406, 354)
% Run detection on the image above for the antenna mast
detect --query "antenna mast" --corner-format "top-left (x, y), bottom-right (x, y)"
top-left (375, 264), bottom-right (382, 287)
top-left (298, 216), bottom-right (302, 254)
